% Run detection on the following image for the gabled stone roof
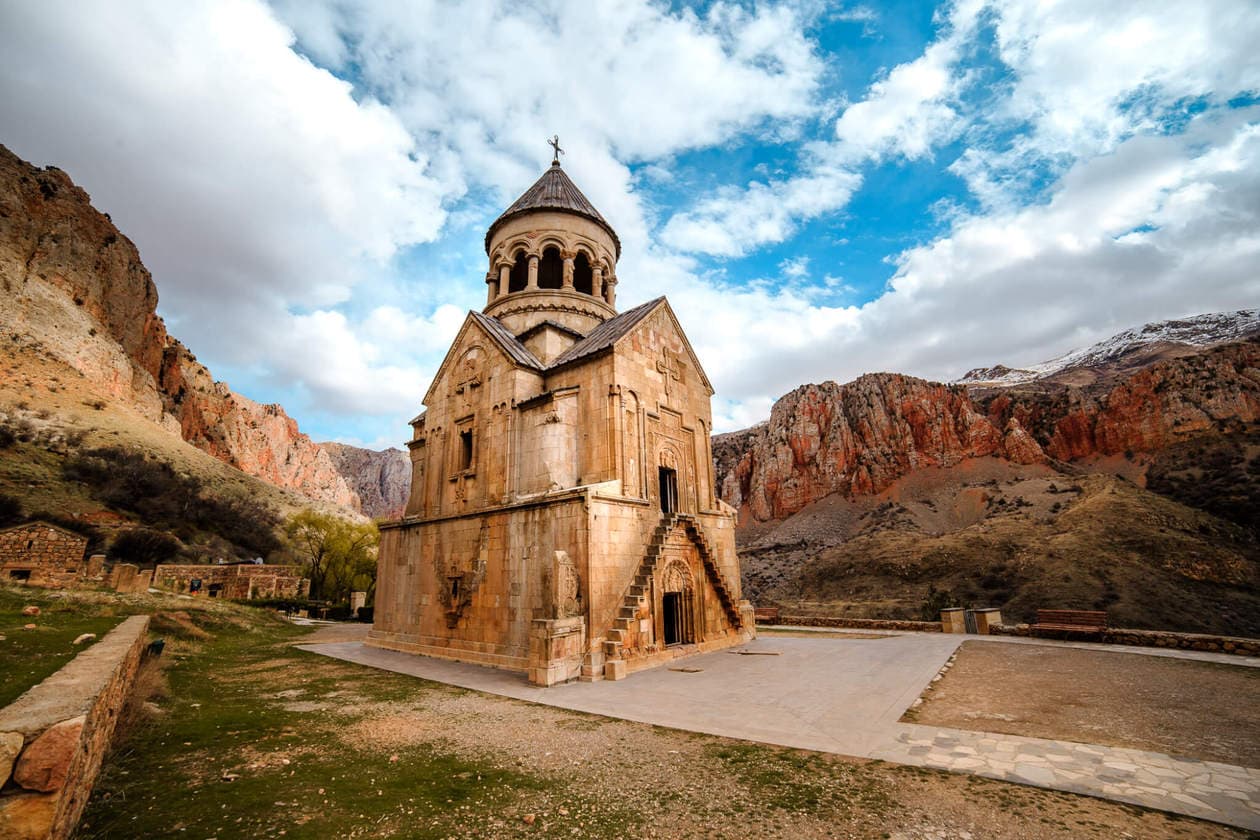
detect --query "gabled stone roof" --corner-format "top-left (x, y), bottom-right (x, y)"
top-left (468, 311), bottom-right (545, 371)
top-left (0, 519), bottom-right (88, 541)
top-left (549, 297), bottom-right (665, 368)
top-left (515, 320), bottom-right (588, 342)
top-left (485, 162), bottom-right (621, 257)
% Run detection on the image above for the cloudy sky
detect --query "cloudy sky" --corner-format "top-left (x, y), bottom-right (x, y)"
top-left (2, 1), bottom-right (1257, 446)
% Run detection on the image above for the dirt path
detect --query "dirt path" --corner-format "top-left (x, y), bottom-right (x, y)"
top-left (908, 641), bottom-right (1260, 766)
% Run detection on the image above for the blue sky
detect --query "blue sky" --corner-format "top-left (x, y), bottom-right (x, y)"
top-left (2, 1), bottom-right (1258, 447)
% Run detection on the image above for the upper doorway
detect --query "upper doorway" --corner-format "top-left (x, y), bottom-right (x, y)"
top-left (658, 466), bottom-right (678, 514)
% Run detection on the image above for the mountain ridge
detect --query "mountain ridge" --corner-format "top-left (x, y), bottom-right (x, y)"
top-left (0, 144), bottom-right (360, 510)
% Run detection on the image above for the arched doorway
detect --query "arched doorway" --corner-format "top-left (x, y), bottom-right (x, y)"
top-left (660, 560), bottom-right (695, 646)
top-left (658, 446), bottom-right (681, 514)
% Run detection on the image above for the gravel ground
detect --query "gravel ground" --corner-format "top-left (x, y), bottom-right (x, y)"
top-left (274, 631), bottom-right (1244, 838)
top-left (908, 641), bottom-right (1260, 766)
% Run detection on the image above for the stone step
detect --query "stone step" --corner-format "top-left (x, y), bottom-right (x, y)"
top-left (607, 628), bottom-right (624, 643)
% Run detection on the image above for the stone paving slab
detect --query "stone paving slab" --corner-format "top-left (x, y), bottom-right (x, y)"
top-left (761, 624), bottom-right (1260, 668)
top-left (300, 634), bottom-right (1260, 831)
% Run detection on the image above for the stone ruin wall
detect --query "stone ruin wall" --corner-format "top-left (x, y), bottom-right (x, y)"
top-left (0, 615), bottom-right (150, 840)
top-left (0, 523), bottom-right (90, 588)
top-left (152, 564), bottom-right (308, 599)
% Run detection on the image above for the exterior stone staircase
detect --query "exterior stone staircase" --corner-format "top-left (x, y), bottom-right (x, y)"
top-left (604, 512), bottom-right (745, 661)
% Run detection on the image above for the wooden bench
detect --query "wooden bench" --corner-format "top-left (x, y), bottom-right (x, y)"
top-left (753, 607), bottom-right (780, 624)
top-left (1031, 609), bottom-right (1107, 636)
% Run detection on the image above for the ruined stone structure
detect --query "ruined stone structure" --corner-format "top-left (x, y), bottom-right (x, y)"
top-left (370, 156), bottom-right (754, 684)
top-left (0, 522), bottom-right (91, 588)
top-left (152, 563), bottom-right (308, 600)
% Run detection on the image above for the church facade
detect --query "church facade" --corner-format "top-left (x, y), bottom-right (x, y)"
top-left (369, 154), bottom-right (754, 685)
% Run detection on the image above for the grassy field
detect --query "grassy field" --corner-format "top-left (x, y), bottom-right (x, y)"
top-left (0, 584), bottom-right (1234, 839)
top-left (0, 586), bottom-right (122, 705)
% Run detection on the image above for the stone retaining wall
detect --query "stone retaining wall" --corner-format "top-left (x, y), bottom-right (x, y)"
top-left (772, 614), bottom-right (942, 633)
top-left (0, 614), bottom-right (150, 840)
top-left (989, 623), bottom-right (1260, 656)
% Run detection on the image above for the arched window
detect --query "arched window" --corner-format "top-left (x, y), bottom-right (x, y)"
top-left (538, 246), bottom-right (563, 289)
top-left (509, 250), bottom-right (528, 292)
top-left (573, 252), bottom-right (593, 295)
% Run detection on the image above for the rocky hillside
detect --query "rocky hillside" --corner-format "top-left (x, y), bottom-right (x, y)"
top-left (0, 145), bottom-right (358, 510)
top-left (319, 443), bottom-right (409, 519)
top-left (717, 338), bottom-right (1260, 525)
top-left (958, 309), bottom-right (1260, 387)
top-left (715, 320), bottom-right (1260, 636)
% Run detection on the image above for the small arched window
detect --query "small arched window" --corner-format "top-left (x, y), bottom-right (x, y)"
top-left (509, 250), bottom-right (529, 292)
top-left (574, 252), bottom-right (593, 295)
top-left (538, 246), bottom-right (563, 289)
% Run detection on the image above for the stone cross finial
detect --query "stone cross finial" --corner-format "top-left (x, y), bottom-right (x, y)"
top-left (548, 134), bottom-right (564, 165)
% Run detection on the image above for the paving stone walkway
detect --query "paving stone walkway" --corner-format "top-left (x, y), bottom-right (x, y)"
top-left (301, 632), bottom-right (1260, 831)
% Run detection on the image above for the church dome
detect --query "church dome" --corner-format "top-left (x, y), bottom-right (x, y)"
top-left (485, 161), bottom-right (621, 258)
top-left (482, 147), bottom-right (621, 338)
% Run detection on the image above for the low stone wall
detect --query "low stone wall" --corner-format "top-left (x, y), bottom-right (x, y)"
top-left (990, 623), bottom-right (1260, 656)
top-left (0, 614), bottom-right (150, 840)
top-left (773, 614), bottom-right (942, 633)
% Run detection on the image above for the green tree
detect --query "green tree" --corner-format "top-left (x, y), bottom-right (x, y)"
top-left (285, 510), bottom-right (379, 603)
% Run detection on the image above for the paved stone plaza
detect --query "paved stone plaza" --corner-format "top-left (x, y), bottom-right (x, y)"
top-left (302, 630), bottom-right (1260, 831)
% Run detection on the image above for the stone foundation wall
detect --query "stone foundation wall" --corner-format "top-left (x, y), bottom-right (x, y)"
top-left (990, 623), bottom-right (1260, 656)
top-left (772, 614), bottom-right (943, 633)
top-left (0, 522), bottom-right (89, 588)
top-left (0, 614), bottom-right (150, 840)
top-left (152, 564), bottom-right (308, 599)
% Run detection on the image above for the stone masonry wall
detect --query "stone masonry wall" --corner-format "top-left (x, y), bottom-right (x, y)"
top-left (0, 614), bottom-right (150, 840)
top-left (989, 622), bottom-right (1260, 656)
top-left (772, 614), bottom-right (944, 633)
top-left (0, 523), bottom-right (89, 588)
top-left (152, 564), bottom-right (308, 599)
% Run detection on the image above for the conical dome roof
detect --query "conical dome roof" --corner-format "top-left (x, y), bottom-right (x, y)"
top-left (485, 162), bottom-right (620, 257)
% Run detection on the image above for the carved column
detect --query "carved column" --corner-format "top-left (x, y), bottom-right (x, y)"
top-left (605, 276), bottom-right (618, 307)
top-left (592, 266), bottom-right (603, 299)
top-left (485, 273), bottom-right (497, 305)
top-left (498, 263), bottom-right (510, 297)
top-left (527, 254), bottom-right (539, 289)
top-left (562, 253), bottom-right (575, 289)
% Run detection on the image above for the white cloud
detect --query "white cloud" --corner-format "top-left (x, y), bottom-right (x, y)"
top-left (3, 0), bottom-right (1256, 446)
top-left (692, 109), bottom-right (1260, 413)
top-left (660, 152), bottom-right (861, 257)
top-left (951, 0), bottom-right (1260, 208)
top-left (0, 0), bottom-right (828, 436)
top-left (0, 0), bottom-right (451, 371)
top-left (659, 0), bottom-right (983, 257)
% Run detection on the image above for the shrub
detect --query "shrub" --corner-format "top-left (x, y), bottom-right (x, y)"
top-left (62, 445), bottom-right (281, 556)
top-left (0, 493), bottom-right (22, 527)
top-left (918, 584), bottom-right (960, 621)
top-left (110, 528), bottom-right (181, 568)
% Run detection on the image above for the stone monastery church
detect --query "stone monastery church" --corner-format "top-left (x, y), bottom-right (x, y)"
top-left (369, 149), bottom-right (754, 685)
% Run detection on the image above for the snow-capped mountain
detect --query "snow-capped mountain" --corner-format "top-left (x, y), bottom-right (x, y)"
top-left (958, 309), bottom-right (1260, 387)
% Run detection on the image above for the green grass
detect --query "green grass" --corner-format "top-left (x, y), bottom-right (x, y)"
top-left (77, 604), bottom-right (560, 839)
top-left (0, 586), bottom-right (122, 705)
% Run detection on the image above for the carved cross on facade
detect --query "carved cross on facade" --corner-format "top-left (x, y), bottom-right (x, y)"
top-left (656, 348), bottom-right (684, 397)
top-left (548, 134), bottom-right (564, 164)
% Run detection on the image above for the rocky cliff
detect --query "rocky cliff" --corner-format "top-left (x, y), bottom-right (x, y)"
top-left (0, 145), bottom-right (359, 510)
top-left (716, 339), bottom-right (1260, 523)
top-left (319, 443), bottom-right (410, 519)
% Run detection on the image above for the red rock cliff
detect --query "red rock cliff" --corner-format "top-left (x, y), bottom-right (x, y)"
top-left (0, 145), bottom-right (360, 510)
top-left (717, 342), bottom-right (1260, 523)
